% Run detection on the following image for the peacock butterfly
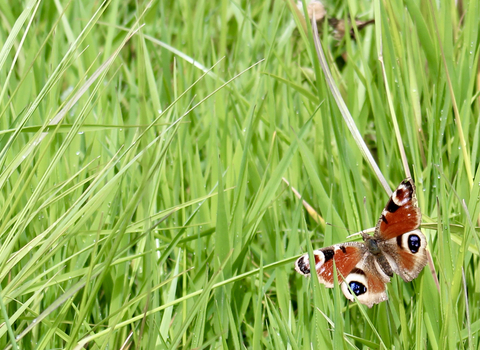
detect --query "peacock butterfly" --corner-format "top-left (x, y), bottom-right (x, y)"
top-left (295, 178), bottom-right (428, 307)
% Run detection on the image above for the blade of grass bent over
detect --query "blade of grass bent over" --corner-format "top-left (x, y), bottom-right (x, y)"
top-left (310, 14), bottom-right (391, 195)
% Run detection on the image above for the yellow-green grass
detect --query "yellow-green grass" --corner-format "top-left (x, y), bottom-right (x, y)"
top-left (0, 0), bottom-right (478, 349)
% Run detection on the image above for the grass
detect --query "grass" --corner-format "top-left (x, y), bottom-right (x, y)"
top-left (0, 0), bottom-right (479, 349)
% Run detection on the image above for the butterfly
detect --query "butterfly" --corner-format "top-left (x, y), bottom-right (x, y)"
top-left (294, 178), bottom-right (428, 307)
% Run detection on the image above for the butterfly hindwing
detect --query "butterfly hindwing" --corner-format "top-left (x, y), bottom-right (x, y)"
top-left (379, 229), bottom-right (428, 282)
top-left (341, 254), bottom-right (390, 308)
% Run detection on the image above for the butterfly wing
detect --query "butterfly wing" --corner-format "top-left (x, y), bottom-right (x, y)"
top-left (340, 253), bottom-right (390, 308)
top-left (375, 178), bottom-right (427, 281)
top-left (295, 178), bottom-right (427, 307)
top-left (295, 242), bottom-right (366, 288)
top-left (375, 178), bottom-right (422, 240)
top-left (378, 229), bottom-right (428, 282)
top-left (295, 243), bottom-right (391, 308)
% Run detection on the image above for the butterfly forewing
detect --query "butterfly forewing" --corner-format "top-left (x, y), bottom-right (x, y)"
top-left (295, 243), bottom-right (366, 287)
top-left (375, 179), bottom-right (421, 240)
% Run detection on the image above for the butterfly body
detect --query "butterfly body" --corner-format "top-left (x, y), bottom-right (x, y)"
top-left (295, 178), bottom-right (428, 307)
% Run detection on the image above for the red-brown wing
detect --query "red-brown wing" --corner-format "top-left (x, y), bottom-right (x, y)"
top-left (375, 178), bottom-right (421, 240)
top-left (295, 243), bottom-right (366, 287)
top-left (341, 254), bottom-right (389, 307)
top-left (379, 229), bottom-right (428, 282)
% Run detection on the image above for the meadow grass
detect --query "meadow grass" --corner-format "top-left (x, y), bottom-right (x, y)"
top-left (0, 0), bottom-right (479, 349)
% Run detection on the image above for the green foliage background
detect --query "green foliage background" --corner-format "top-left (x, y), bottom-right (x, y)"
top-left (0, 0), bottom-right (479, 349)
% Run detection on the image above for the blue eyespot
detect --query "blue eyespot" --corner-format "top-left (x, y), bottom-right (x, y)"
top-left (408, 234), bottom-right (421, 253)
top-left (349, 281), bottom-right (367, 296)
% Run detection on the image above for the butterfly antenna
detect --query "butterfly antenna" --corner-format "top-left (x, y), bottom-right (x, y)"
top-left (324, 223), bottom-right (376, 240)
top-left (346, 227), bottom-right (375, 239)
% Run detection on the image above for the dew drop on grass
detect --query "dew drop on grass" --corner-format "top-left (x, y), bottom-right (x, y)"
top-left (76, 151), bottom-right (80, 156)
top-left (78, 131), bottom-right (84, 135)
